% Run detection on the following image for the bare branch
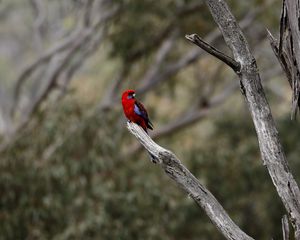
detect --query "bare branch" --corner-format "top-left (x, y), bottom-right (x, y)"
top-left (12, 26), bottom-right (82, 113)
top-left (138, 30), bottom-right (178, 88)
top-left (11, 3), bottom-right (119, 117)
top-left (185, 34), bottom-right (240, 72)
top-left (268, 0), bottom-right (300, 120)
top-left (0, 2), bottom-right (120, 149)
top-left (152, 82), bottom-right (237, 140)
top-left (126, 122), bottom-right (253, 240)
top-left (282, 215), bottom-right (290, 240)
top-left (56, 26), bottom-right (106, 100)
top-left (285, 0), bottom-right (300, 72)
top-left (0, 86), bottom-right (14, 136)
top-left (267, 0), bottom-right (300, 119)
top-left (99, 66), bottom-right (130, 111)
top-left (200, 0), bottom-right (300, 237)
top-left (29, 0), bottom-right (47, 52)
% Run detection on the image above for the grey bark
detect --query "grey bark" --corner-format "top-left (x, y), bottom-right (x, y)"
top-left (185, 34), bottom-right (240, 72)
top-left (187, 0), bottom-right (300, 238)
top-left (127, 122), bottom-right (254, 240)
top-left (282, 215), bottom-right (290, 240)
top-left (267, 0), bottom-right (300, 119)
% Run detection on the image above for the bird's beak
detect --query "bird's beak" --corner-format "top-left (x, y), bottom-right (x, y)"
top-left (133, 93), bottom-right (136, 97)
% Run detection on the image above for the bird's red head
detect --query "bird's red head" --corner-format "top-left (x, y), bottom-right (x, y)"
top-left (121, 89), bottom-right (136, 103)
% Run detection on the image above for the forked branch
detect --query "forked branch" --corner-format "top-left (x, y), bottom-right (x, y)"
top-left (126, 122), bottom-right (253, 240)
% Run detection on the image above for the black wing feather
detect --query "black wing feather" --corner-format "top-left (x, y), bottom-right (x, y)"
top-left (134, 101), bottom-right (153, 130)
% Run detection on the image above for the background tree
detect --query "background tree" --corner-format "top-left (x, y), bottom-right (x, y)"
top-left (0, 0), bottom-right (299, 239)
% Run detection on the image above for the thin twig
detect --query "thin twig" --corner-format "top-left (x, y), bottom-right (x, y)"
top-left (185, 34), bottom-right (240, 72)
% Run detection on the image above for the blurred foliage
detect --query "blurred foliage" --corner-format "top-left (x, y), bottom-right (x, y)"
top-left (0, 0), bottom-right (299, 239)
top-left (109, 0), bottom-right (281, 62)
top-left (1, 96), bottom-right (300, 239)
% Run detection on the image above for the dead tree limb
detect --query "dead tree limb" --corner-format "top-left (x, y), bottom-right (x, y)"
top-left (282, 215), bottom-right (290, 240)
top-left (267, 0), bottom-right (300, 119)
top-left (126, 122), bottom-right (254, 240)
top-left (187, 0), bottom-right (300, 237)
top-left (185, 34), bottom-right (240, 72)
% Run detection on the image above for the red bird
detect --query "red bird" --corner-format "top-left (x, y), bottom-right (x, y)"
top-left (121, 89), bottom-right (153, 133)
top-left (122, 89), bottom-right (157, 163)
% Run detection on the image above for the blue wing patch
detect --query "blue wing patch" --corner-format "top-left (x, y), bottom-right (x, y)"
top-left (134, 103), bottom-right (144, 117)
top-left (134, 101), bottom-right (153, 130)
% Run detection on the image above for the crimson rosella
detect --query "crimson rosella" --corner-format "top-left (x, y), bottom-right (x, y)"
top-left (121, 89), bottom-right (157, 163)
top-left (121, 89), bottom-right (153, 132)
